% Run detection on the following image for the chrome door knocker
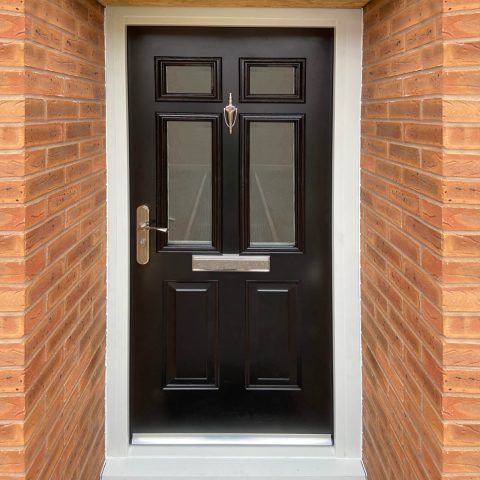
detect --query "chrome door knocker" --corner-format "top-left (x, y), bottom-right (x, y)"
top-left (223, 92), bottom-right (238, 134)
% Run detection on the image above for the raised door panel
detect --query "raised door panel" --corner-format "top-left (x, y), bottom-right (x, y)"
top-left (164, 281), bottom-right (219, 389)
top-left (246, 282), bottom-right (300, 390)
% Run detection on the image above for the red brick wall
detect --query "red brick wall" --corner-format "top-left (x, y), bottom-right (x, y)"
top-left (0, 0), bottom-right (106, 478)
top-left (362, 0), bottom-right (480, 478)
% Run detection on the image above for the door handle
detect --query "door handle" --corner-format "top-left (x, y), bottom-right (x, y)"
top-left (136, 205), bottom-right (167, 265)
top-left (139, 222), bottom-right (168, 233)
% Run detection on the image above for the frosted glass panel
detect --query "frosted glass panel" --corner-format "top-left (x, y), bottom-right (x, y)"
top-left (166, 65), bottom-right (213, 94)
top-left (249, 66), bottom-right (296, 95)
top-left (167, 121), bottom-right (212, 244)
top-left (249, 122), bottom-right (295, 246)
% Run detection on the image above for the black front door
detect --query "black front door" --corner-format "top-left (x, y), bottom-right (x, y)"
top-left (128, 26), bottom-right (333, 438)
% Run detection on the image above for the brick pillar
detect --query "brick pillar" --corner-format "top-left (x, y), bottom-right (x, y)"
top-left (0, 0), bottom-right (106, 478)
top-left (439, 3), bottom-right (480, 475)
top-left (362, 0), bottom-right (480, 478)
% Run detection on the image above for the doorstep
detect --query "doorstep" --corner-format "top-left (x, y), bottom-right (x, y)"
top-left (101, 457), bottom-right (367, 479)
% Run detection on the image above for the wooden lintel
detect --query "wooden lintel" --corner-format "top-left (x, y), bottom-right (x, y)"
top-left (99, 0), bottom-right (367, 7)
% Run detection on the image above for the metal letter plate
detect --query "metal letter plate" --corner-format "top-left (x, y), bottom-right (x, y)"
top-left (192, 254), bottom-right (270, 272)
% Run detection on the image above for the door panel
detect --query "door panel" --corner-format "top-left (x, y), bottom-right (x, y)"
top-left (128, 26), bottom-right (334, 437)
top-left (164, 281), bottom-right (219, 390)
top-left (246, 282), bottom-right (299, 390)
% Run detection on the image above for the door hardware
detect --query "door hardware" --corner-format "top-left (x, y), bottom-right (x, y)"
top-left (223, 93), bottom-right (238, 134)
top-left (192, 254), bottom-right (270, 272)
top-left (139, 222), bottom-right (168, 233)
top-left (136, 205), bottom-right (168, 265)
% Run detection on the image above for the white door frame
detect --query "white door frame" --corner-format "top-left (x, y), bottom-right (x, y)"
top-left (104, 6), bottom-right (363, 478)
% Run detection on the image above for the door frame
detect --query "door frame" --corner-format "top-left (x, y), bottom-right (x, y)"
top-left (104, 6), bottom-right (363, 479)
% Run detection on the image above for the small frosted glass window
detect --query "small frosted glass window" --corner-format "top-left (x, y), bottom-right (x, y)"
top-left (167, 121), bottom-right (212, 244)
top-left (165, 65), bottom-right (213, 94)
top-left (249, 66), bottom-right (296, 95)
top-left (249, 122), bottom-right (295, 246)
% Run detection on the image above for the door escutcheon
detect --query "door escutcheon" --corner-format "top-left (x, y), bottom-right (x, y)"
top-left (136, 205), bottom-right (168, 265)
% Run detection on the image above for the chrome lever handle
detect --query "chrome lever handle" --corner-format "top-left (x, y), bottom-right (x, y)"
top-left (223, 93), bottom-right (238, 135)
top-left (139, 222), bottom-right (168, 233)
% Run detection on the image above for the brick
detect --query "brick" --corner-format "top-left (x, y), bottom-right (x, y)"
top-left (442, 13), bottom-right (480, 38)
top-left (0, 448), bottom-right (24, 473)
top-left (25, 99), bottom-right (44, 121)
top-left (47, 143), bottom-right (78, 167)
top-left (0, 369), bottom-right (24, 393)
top-left (64, 0), bottom-right (88, 21)
top-left (66, 159), bottom-right (92, 182)
top-left (25, 214), bottom-right (64, 253)
top-left (25, 169), bottom-right (65, 200)
top-left (45, 51), bottom-right (78, 76)
top-left (389, 100), bottom-right (420, 119)
top-left (0, 234), bottom-right (25, 257)
top-left (444, 342), bottom-right (480, 368)
top-left (0, 71), bottom-right (24, 94)
top-left (402, 168), bottom-right (442, 199)
top-left (445, 126), bottom-right (480, 150)
top-left (444, 234), bottom-right (480, 257)
top-left (27, 260), bottom-right (64, 305)
top-left (391, 1), bottom-right (440, 33)
top-left (24, 42), bottom-right (47, 70)
top-left (375, 78), bottom-right (403, 99)
top-left (363, 102), bottom-right (388, 119)
top-left (0, 396), bottom-right (24, 420)
top-left (443, 180), bottom-right (480, 204)
top-left (389, 226), bottom-right (420, 261)
top-left (445, 41), bottom-right (480, 67)
top-left (389, 143), bottom-right (420, 167)
top-left (444, 369), bottom-right (480, 395)
top-left (444, 260), bottom-right (480, 283)
top-left (443, 0), bottom-right (480, 11)
top-left (404, 123), bottom-right (443, 146)
top-left (46, 100), bottom-right (78, 120)
top-left (422, 98), bottom-right (442, 120)
top-left (0, 127), bottom-right (24, 149)
top-left (26, 17), bottom-right (62, 50)
top-left (25, 123), bottom-right (63, 147)
top-left (444, 395), bottom-right (480, 419)
top-left (28, 0), bottom-right (76, 33)
top-left (47, 226), bottom-right (79, 262)
top-left (65, 122), bottom-right (91, 140)
top-left (404, 71), bottom-right (442, 96)
top-left (443, 286), bottom-right (480, 312)
top-left (376, 122), bottom-right (402, 140)
top-left (444, 70), bottom-right (480, 94)
top-left (0, 14), bottom-right (25, 38)
top-left (404, 258), bottom-right (442, 305)
top-left (405, 21), bottom-right (436, 50)
top-left (421, 43), bottom-right (443, 69)
top-left (0, 180), bottom-right (25, 204)
top-left (25, 71), bottom-right (64, 96)
top-left (442, 206), bottom-right (480, 231)
top-left (390, 50), bottom-right (423, 76)
top-left (388, 184), bottom-right (419, 213)
top-left (444, 100), bottom-right (480, 122)
top-left (48, 184), bottom-right (81, 214)
top-left (0, 43), bottom-right (24, 67)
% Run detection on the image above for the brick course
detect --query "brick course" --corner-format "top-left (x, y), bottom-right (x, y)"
top-left (0, 0), bottom-right (105, 478)
top-left (362, 0), bottom-right (480, 478)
